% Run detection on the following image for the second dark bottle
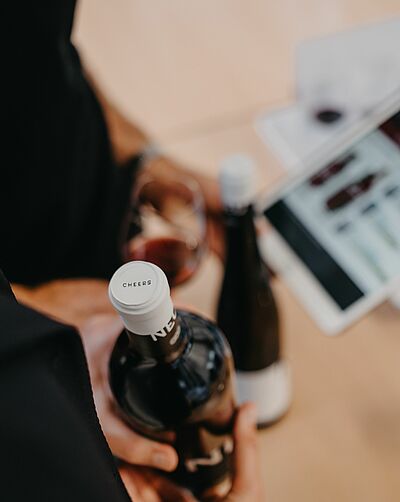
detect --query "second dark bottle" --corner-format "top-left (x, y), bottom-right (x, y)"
top-left (217, 155), bottom-right (291, 428)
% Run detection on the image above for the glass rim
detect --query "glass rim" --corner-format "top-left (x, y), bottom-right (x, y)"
top-left (133, 173), bottom-right (205, 217)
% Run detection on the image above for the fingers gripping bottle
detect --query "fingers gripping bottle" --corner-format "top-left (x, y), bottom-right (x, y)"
top-left (108, 261), bottom-right (236, 500)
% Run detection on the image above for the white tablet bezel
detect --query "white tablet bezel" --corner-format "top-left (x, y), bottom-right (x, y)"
top-left (257, 92), bottom-right (400, 335)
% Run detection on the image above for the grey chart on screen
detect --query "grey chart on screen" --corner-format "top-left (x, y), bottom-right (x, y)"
top-left (267, 111), bottom-right (400, 309)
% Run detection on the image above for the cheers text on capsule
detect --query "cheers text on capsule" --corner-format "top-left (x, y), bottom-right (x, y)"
top-left (122, 280), bottom-right (152, 288)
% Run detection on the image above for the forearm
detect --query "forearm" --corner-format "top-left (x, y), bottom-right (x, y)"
top-left (87, 72), bottom-right (149, 164)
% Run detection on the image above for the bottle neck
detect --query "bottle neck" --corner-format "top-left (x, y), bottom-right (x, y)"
top-left (224, 204), bottom-right (261, 263)
top-left (125, 310), bottom-right (189, 362)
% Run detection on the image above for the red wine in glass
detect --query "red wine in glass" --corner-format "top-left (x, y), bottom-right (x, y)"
top-left (127, 176), bottom-right (207, 288)
top-left (128, 237), bottom-right (202, 287)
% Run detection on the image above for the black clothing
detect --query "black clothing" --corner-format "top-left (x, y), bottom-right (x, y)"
top-left (0, 273), bottom-right (131, 502)
top-left (0, 270), bottom-right (15, 298)
top-left (1, 1), bottom-right (140, 499)
top-left (2, 0), bottom-right (138, 285)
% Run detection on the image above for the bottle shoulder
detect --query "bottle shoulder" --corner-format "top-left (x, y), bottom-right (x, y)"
top-left (109, 310), bottom-right (234, 431)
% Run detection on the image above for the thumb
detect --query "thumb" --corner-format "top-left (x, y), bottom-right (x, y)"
top-left (106, 412), bottom-right (178, 472)
top-left (230, 403), bottom-right (261, 497)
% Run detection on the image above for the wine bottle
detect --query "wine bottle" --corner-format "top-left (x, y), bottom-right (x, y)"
top-left (217, 155), bottom-right (291, 428)
top-left (108, 261), bottom-right (236, 500)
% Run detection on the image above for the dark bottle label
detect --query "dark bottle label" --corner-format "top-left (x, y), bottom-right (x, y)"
top-left (147, 310), bottom-right (179, 343)
top-left (127, 311), bottom-right (185, 360)
top-left (185, 436), bottom-right (233, 473)
top-left (175, 431), bottom-right (233, 500)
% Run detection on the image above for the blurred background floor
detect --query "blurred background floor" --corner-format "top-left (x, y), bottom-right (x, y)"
top-left (74, 2), bottom-right (400, 501)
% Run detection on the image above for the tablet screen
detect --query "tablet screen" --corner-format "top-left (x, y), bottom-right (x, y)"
top-left (265, 110), bottom-right (400, 310)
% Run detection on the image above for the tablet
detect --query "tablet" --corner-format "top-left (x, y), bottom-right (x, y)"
top-left (259, 93), bottom-right (400, 334)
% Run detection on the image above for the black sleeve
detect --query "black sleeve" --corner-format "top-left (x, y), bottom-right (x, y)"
top-left (2, 0), bottom-right (140, 286)
top-left (0, 289), bottom-right (131, 502)
top-left (0, 270), bottom-right (15, 298)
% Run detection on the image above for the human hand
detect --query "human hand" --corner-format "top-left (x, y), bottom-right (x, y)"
top-left (80, 313), bottom-right (179, 472)
top-left (14, 282), bottom-right (265, 501)
top-left (119, 466), bottom-right (197, 502)
top-left (83, 315), bottom-right (265, 501)
top-left (118, 402), bottom-right (264, 502)
top-left (223, 402), bottom-right (266, 502)
top-left (13, 280), bottom-right (191, 496)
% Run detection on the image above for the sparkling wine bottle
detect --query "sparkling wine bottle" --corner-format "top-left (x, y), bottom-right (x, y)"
top-left (217, 155), bottom-right (291, 428)
top-left (108, 261), bottom-right (236, 500)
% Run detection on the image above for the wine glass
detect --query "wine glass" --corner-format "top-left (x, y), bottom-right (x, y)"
top-left (126, 175), bottom-right (207, 288)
